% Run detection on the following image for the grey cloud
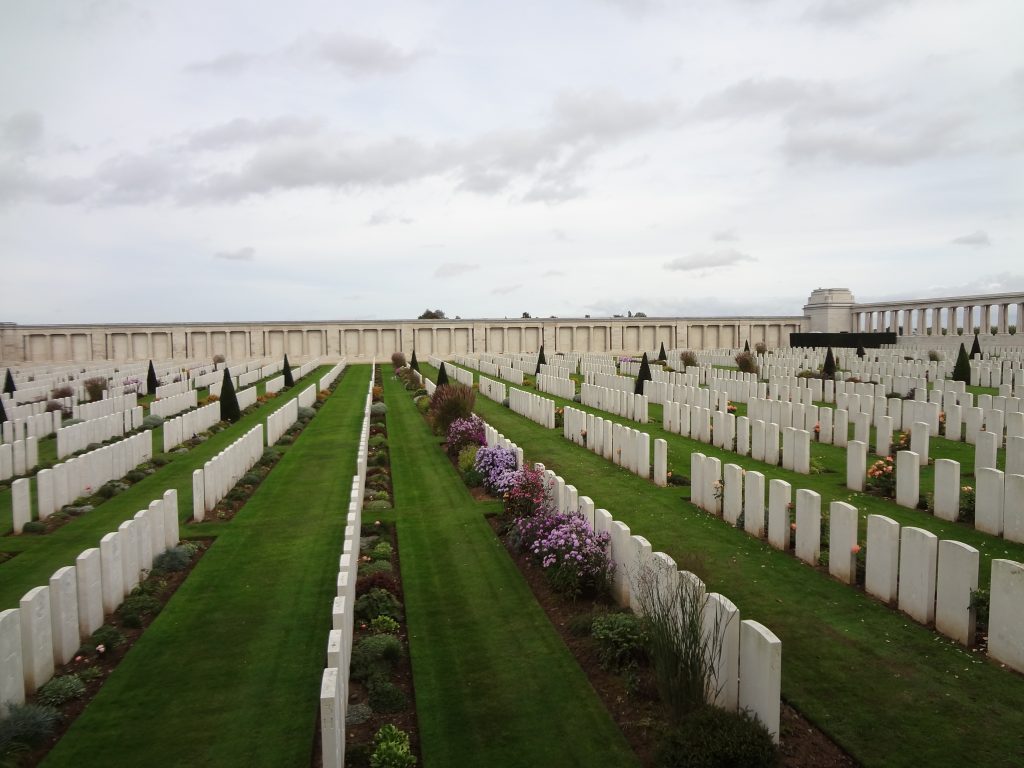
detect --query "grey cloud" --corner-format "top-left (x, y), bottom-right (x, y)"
top-left (434, 262), bottom-right (479, 278)
top-left (94, 152), bottom-right (176, 204)
top-left (367, 209), bottom-right (413, 226)
top-left (543, 269), bottom-right (565, 277)
top-left (664, 248), bottom-right (754, 272)
top-left (804, 0), bottom-right (913, 25)
top-left (184, 51), bottom-right (260, 75)
top-left (712, 229), bottom-right (738, 242)
top-left (782, 114), bottom-right (964, 166)
top-left (214, 247), bottom-right (256, 261)
top-left (315, 33), bottom-right (421, 75)
top-left (491, 284), bottom-right (522, 295)
top-left (186, 117), bottom-right (324, 151)
top-left (2, 112), bottom-right (45, 153)
top-left (950, 230), bottom-right (991, 247)
top-left (695, 78), bottom-right (886, 123)
top-left (9, 89), bottom-right (673, 207)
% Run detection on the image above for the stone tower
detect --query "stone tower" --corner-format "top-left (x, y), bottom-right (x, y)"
top-left (802, 288), bottom-right (856, 333)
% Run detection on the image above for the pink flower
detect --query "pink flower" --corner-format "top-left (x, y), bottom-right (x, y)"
top-left (851, 544), bottom-right (861, 555)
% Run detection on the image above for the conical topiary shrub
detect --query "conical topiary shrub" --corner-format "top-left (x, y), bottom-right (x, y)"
top-left (535, 345), bottom-right (546, 375)
top-left (3, 369), bottom-right (16, 396)
top-left (147, 360), bottom-right (159, 394)
top-left (634, 352), bottom-right (652, 395)
top-left (436, 362), bottom-right (450, 387)
top-left (970, 333), bottom-right (982, 359)
top-left (410, 350), bottom-right (420, 372)
top-left (822, 347), bottom-right (836, 380)
top-left (658, 342), bottom-right (668, 362)
top-left (219, 368), bottom-right (241, 423)
top-left (743, 339), bottom-right (750, 353)
top-left (283, 355), bottom-right (294, 388)
top-left (0, 396), bottom-right (7, 424)
top-left (952, 343), bottom-right (971, 383)
top-left (856, 344), bottom-right (866, 359)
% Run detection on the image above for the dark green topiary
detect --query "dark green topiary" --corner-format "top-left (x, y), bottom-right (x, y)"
top-left (952, 342), bottom-right (971, 383)
top-left (410, 349), bottom-right (420, 372)
top-left (436, 363), bottom-right (449, 387)
top-left (219, 368), bottom-right (241, 423)
top-left (822, 347), bottom-right (836, 380)
top-left (3, 368), bottom-right (16, 396)
top-left (743, 339), bottom-right (750, 353)
top-left (0, 395), bottom-right (6, 424)
top-left (655, 706), bottom-right (778, 768)
top-left (659, 341), bottom-right (668, 361)
top-left (283, 354), bottom-right (294, 387)
top-left (970, 332), bottom-right (982, 359)
top-left (351, 634), bottom-right (404, 682)
top-left (535, 345), bottom-right (546, 375)
top-left (147, 360), bottom-right (159, 394)
top-left (856, 344), bottom-right (866, 359)
top-left (634, 352), bottom-right (652, 395)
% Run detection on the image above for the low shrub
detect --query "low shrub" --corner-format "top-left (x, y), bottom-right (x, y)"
top-left (511, 512), bottom-right (613, 599)
top-left (370, 616), bottom-right (401, 635)
top-left (241, 472), bottom-right (261, 485)
top-left (474, 445), bottom-right (518, 495)
top-left (51, 385), bottom-right (74, 399)
top-left (0, 703), bottom-right (62, 752)
top-left (125, 469), bottom-right (146, 483)
top-left (391, 352), bottom-right (407, 369)
top-left (298, 406), bottom-right (315, 420)
top-left (371, 542), bottom-right (394, 561)
top-left (680, 351), bottom-right (698, 368)
top-left (83, 376), bottom-right (108, 402)
top-left (22, 520), bottom-right (45, 534)
top-left (368, 678), bottom-right (408, 714)
top-left (89, 624), bottom-right (125, 650)
top-left (370, 724), bottom-right (416, 768)
top-left (503, 465), bottom-right (548, 518)
top-left (591, 612), bottom-right (648, 673)
top-left (36, 675), bottom-right (86, 707)
top-left (117, 594), bottom-right (161, 628)
top-left (358, 560), bottom-right (395, 578)
top-left (415, 396), bottom-right (431, 414)
top-left (355, 588), bottom-right (403, 622)
top-left (152, 545), bottom-right (193, 573)
top-left (259, 448), bottom-right (280, 467)
top-left (371, 402), bottom-right (388, 416)
top-left (357, 571), bottom-right (399, 596)
top-left (351, 634), bottom-right (404, 682)
top-left (45, 399), bottom-right (63, 413)
top-left (369, 434), bottom-right (389, 448)
top-left (754, 342), bottom-right (767, 354)
top-left (368, 490), bottom-right (391, 502)
top-left (734, 351), bottom-right (758, 375)
top-left (447, 415), bottom-right (486, 458)
top-left (655, 706), bottom-right (778, 768)
top-left (151, 455), bottom-right (169, 467)
top-left (96, 482), bottom-right (121, 499)
top-left (365, 499), bottom-right (393, 511)
top-left (142, 414), bottom-right (165, 429)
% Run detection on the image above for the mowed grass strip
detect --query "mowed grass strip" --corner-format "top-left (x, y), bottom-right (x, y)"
top-left (0, 367), bottom-right (329, 610)
top-left (40, 366), bottom-right (368, 768)
top-left (433, 366), bottom-right (1024, 768)
top-left (383, 371), bottom-right (639, 768)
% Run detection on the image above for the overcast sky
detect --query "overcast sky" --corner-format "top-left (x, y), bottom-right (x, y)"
top-left (1, 0), bottom-right (1022, 324)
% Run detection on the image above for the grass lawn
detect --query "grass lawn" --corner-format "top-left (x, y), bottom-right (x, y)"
top-left (423, 363), bottom-right (1024, 768)
top-left (383, 368), bottom-right (639, 768)
top-left (0, 366), bottom-right (329, 610)
top-left (40, 366), bottom-right (367, 768)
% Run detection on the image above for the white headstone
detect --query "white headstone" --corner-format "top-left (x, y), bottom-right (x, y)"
top-left (935, 540), bottom-right (979, 646)
top-left (989, 558), bottom-right (1024, 674)
top-left (48, 566), bottom-right (79, 666)
top-left (738, 620), bottom-right (781, 744)
top-left (865, 515), bottom-right (900, 604)
top-left (897, 527), bottom-right (938, 625)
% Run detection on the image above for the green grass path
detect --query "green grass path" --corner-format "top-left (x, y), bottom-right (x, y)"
top-left (384, 370), bottom-right (639, 768)
top-left (41, 366), bottom-right (367, 768)
top-left (434, 366), bottom-right (1024, 768)
top-left (0, 367), bottom-right (329, 610)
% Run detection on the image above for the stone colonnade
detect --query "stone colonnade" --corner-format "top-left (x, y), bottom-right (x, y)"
top-left (851, 293), bottom-right (1024, 337)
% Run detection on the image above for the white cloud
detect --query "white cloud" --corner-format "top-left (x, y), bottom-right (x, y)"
top-left (664, 249), bottom-right (755, 273)
top-left (433, 262), bottom-right (480, 278)
top-left (314, 33), bottom-right (422, 75)
top-left (491, 284), bottom-right (522, 295)
top-left (712, 229), bottom-right (738, 242)
top-left (214, 246), bottom-right (255, 261)
top-left (950, 230), bottom-right (991, 247)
